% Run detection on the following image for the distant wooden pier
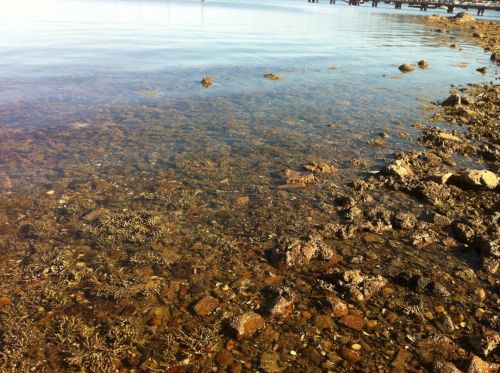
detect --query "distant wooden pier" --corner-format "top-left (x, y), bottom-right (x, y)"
top-left (308, 0), bottom-right (500, 14)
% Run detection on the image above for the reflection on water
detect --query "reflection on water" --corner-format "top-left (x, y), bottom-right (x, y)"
top-left (0, 1), bottom-right (499, 370)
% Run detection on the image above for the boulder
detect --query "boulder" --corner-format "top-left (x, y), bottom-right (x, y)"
top-left (453, 169), bottom-right (498, 190)
top-left (382, 160), bottom-right (413, 179)
top-left (441, 93), bottom-right (461, 106)
top-left (452, 12), bottom-right (476, 24)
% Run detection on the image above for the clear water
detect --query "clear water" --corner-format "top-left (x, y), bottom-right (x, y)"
top-left (0, 0), bottom-right (498, 180)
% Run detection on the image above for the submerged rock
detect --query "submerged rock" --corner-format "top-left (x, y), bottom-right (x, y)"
top-left (193, 295), bottom-right (220, 316)
top-left (270, 235), bottom-right (333, 267)
top-left (264, 73), bottom-right (282, 81)
top-left (432, 361), bottom-right (462, 373)
top-left (200, 76), bottom-right (214, 87)
top-left (418, 60), bottom-right (429, 69)
top-left (399, 64), bottom-right (416, 72)
top-left (229, 312), bottom-right (265, 340)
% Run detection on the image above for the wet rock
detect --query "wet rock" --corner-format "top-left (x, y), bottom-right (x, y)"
top-left (340, 348), bottom-right (361, 362)
top-left (469, 332), bottom-right (500, 358)
top-left (480, 257), bottom-right (499, 274)
top-left (193, 295), bottom-right (220, 316)
top-left (399, 64), bottom-right (416, 72)
top-left (314, 314), bottom-right (336, 330)
top-left (452, 221), bottom-right (475, 242)
top-left (431, 173), bottom-right (454, 185)
top-left (429, 281), bottom-right (451, 298)
top-left (434, 313), bottom-right (456, 333)
top-left (432, 361), bottom-right (463, 373)
top-left (280, 168), bottom-right (317, 187)
top-left (429, 212), bottom-right (452, 226)
top-left (229, 312), bottom-right (265, 340)
top-left (264, 288), bottom-right (295, 318)
top-left (412, 181), bottom-right (451, 206)
top-left (491, 52), bottom-right (499, 63)
top-left (382, 159), bottom-right (413, 179)
top-left (259, 351), bottom-right (281, 372)
top-left (393, 211), bottom-right (417, 229)
top-left (418, 334), bottom-right (459, 360)
top-left (235, 196), bottom-right (250, 206)
top-left (476, 67), bottom-right (487, 74)
top-left (477, 238), bottom-right (499, 258)
top-left (201, 76), bottom-right (214, 87)
top-left (0, 176), bottom-right (12, 189)
top-left (467, 355), bottom-right (499, 373)
top-left (391, 349), bottom-right (412, 372)
top-left (339, 315), bottom-right (365, 331)
top-left (270, 235), bottom-right (333, 267)
top-left (398, 269), bottom-right (431, 293)
top-left (452, 169), bottom-right (498, 190)
top-left (454, 268), bottom-right (477, 283)
top-left (263, 74), bottom-right (282, 81)
top-left (325, 294), bottom-right (349, 318)
top-left (418, 60), bottom-right (429, 69)
top-left (452, 12), bottom-right (476, 24)
top-left (472, 32), bottom-right (484, 38)
top-left (303, 162), bottom-right (336, 174)
top-left (438, 132), bottom-right (462, 142)
top-left (216, 350), bottom-right (234, 368)
top-left (441, 94), bottom-right (461, 107)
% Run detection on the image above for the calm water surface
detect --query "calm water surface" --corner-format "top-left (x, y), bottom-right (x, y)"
top-left (0, 0), bottom-right (498, 180)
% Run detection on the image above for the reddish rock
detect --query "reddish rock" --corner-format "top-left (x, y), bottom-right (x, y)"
top-left (229, 312), bottom-right (265, 340)
top-left (265, 295), bottom-right (294, 318)
top-left (216, 349), bottom-right (234, 368)
top-left (339, 314), bottom-right (365, 331)
top-left (341, 348), bottom-right (361, 362)
top-left (193, 295), bottom-right (220, 316)
top-left (326, 294), bottom-right (348, 318)
top-left (235, 196), bottom-right (250, 206)
top-left (467, 355), bottom-right (499, 373)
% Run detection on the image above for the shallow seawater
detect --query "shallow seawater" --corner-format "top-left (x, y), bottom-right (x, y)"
top-left (0, 0), bottom-right (498, 370)
top-left (1, 0), bottom-right (498, 184)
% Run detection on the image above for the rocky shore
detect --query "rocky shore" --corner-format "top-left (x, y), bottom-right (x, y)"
top-left (0, 12), bottom-right (498, 373)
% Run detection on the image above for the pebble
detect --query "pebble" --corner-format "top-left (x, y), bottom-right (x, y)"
top-left (475, 288), bottom-right (486, 302)
top-left (216, 350), bottom-right (234, 368)
top-left (314, 315), bottom-right (336, 330)
top-left (339, 315), bottom-right (365, 331)
top-left (193, 295), bottom-right (220, 316)
top-left (340, 348), bottom-right (361, 362)
top-left (229, 312), bottom-right (265, 340)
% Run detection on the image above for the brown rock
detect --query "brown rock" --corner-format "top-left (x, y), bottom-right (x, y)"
top-left (467, 355), bottom-right (499, 373)
top-left (193, 295), bottom-right (220, 316)
top-left (442, 93), bottom-right (461, 106)
top-left (326, 294), bottom-right (349, 318)
top-left (339, 314), bottom-right (365, 331)
top-left (314, 314), bottom-right (336, 330)
top-left (265, 295), bottom-right (294, 318)
top-left (201, 76), bottom-right (214, 87)
top-left (340, 348), bottom-right (361, 362)
top-left (216, 349), bottom-right (234, 368)
top-left (453, 169), bottom-right (498, 190)
top-left (229, 312), bottom-right (265, 340)
top-left (418, 60), bottom-right (429, 69)
top-left (263, 73), bottom-right (282, 81)
top-left (399, 64), bottom-right (416, 72)
top-left (433, 360), bottom-right (463, 373)
top-left (235, 196), bottom-right (250, 206)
